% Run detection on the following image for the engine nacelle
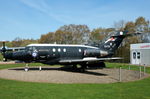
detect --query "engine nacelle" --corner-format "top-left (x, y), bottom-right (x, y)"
top-left (84, 49), bottom-right (108, 57)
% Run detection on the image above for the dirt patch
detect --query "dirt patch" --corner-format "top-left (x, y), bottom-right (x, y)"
top-left (0, 66), bottom-right (149, 83)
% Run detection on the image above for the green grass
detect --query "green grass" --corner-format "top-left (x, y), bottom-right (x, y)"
top-left (0, 63), bottom-right (48, 70)
top-left (0, 54), bottom-right (3, 61)
top-left (0, 63), bottom-right (150, 99)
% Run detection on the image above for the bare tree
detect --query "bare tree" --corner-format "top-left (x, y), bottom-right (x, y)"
top-left (114, 20), bottom-right (126, 31)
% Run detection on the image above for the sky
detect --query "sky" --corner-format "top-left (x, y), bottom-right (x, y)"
top-left (0, 0), bottom-right (150, 41)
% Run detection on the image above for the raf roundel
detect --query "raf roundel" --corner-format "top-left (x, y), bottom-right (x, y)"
top-left (32, 52), bottom-right (37, 58)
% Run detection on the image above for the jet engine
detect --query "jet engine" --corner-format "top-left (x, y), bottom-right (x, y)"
top-left (84, 49), bottom-right (108, 57)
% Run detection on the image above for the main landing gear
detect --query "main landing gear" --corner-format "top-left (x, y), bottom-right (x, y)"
top-left (72, 62), bottom-right (106, 72)
top-left (72, 64), bottom-right (87, 72)
top-left (80, 64), bottom-right (87, 72)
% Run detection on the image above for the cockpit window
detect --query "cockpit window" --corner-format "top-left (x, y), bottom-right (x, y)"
top-left (32, 47), bottom-right (36, 51)
top-left (25, 46), bottom-right (33, 51)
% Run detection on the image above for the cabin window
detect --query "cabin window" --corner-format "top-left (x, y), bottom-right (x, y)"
top-left (63, 48), bottom-right (66, 52)
top-left (52, 48), bottom-right (56, 52)
top-left (58, 48), bottom-right (61, 52)
top-left (79, 49), bottom-right (81, 52)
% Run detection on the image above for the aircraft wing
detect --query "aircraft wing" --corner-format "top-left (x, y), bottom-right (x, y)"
top-left (59, 57), bottom-right (122, 64)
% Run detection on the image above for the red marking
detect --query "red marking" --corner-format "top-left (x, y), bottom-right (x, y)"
top-left (140, 45), bottom-right (150, 48)
top-left (105, 37), bottom-right (115, 43)
top-left (110, 37), bottom-right (115, 41)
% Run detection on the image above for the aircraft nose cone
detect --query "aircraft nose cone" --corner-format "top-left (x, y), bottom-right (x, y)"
top-left (4, 51), bottom-right (32, 61)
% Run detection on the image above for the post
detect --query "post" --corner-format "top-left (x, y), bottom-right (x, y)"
top-left (119, 67), bottom-right (122, 82)
top-left (144, 65), bottom-right (146, 76)
top-left (139, 66), bottom-right (141, 79)
top-left (128, 65), bottom-right (130, 70)
top-left (25, 64), bottom-right (29, 72)
top-left (39, 66), bottom-right (42, 71)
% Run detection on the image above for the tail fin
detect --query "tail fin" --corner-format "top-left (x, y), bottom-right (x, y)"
top-left (99, 31), bottom-right (128, 54)
top-left (99, 31), bottom-right (142, 54)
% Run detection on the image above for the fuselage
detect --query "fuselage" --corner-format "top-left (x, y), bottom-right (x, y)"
top-left (4, 44), bottom-right (109, 65)
top-left (28, 44), bottom-right (98, 58)
top-left (2, 31), bottom-right (131, 67)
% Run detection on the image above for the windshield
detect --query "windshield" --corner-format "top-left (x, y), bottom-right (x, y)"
top-left (25, 46), bottom-right (33, 51)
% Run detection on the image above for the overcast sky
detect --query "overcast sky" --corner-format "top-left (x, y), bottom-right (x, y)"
top-left (0, 0), bottom-right (150, 41)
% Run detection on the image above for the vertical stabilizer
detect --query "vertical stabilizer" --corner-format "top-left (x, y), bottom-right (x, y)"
top-left (99, 31), bottom-right (128, 54)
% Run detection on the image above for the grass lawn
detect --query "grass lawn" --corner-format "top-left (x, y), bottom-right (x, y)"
top-left (0, 62), bottom-right (150, 99)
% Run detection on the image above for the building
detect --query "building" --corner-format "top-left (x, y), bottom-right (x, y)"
top-left (130, 43), bottom-right (150, 66)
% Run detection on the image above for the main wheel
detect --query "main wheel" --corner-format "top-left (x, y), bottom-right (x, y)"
top-left (80, 67), bottom-right (85, 72)
top-left (72, 64), bottom-right (78, 70)
top-left (87, 62), bottom-right (106, 69)
top-left (99, 62), bottom-right (106, 68)
top-left (80, 64), bottom-right (87, 72)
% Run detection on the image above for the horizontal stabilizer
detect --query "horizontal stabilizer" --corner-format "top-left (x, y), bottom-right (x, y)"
top-left (112, 32), bottom-right (142, 38)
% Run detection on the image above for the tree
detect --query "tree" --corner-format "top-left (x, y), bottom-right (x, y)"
top-left (114, 20), bottom-right (126, 31)
top-left (135, 16), bottom-right (149, 32)
top-left (12, 37), bottom-right (23, 47)
top-left (21, 39), bottom-right (38, 46)
top-left (55, 30), bottom-right (72, 44)
top-left (12, 38), bottom-right (38, 47)
top-left (0, 41), bottom-right (12, 47)
top-left (135, 17), bottom-right (150, 42)
top-left (39, 32), bottom-right (55, 43)
top-left (90, 28), bottom-right (115, 43)
top-left (56, 24), bottom-right (90, 44)
top-left (90, 28), bottom-right (105, 43)
top-left (124, 21), bottom-right (135, 33)
top-left (124, 21), bottom-right (139, 43)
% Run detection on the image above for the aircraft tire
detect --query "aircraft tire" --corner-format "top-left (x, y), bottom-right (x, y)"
top-left (100, 62), bottom-right (106, 68)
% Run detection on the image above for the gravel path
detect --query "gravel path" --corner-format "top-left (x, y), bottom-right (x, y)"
top-left (0, 66), bottom-right (149, 83)
top-left (0, 61), bottom-right (15, 64)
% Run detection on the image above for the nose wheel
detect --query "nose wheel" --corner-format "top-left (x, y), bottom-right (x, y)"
top-left (3, 58), bottom-right (7, 62)
top-left (0, 42), bottom-right (7, 62)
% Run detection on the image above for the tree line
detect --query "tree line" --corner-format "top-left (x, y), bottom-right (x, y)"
top-left (0, 16), bottom-right (150, 63)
